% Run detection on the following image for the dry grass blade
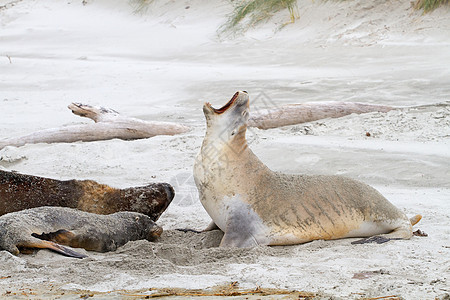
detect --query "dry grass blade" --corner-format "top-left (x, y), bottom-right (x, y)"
top-left (363, 296), bottom-right (402, 300)
top-left (122, 286), bottom-right (317, 298)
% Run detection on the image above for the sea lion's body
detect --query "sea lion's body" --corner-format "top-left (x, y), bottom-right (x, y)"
top-left (0, 206), bottom-right (163, 258)
top-left (0, 170), bottom-right (174, 221)
top-left (194, 91), bottom-right (421, 247)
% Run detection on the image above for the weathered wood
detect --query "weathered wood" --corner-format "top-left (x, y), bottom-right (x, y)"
top-left (0, 169), bottom-right (174, 221)
top-left (248, 101), bottom-right (394, 129)
top-left (0, 101), bottom-right (397, 149)
top-left (0, 103), bottom-right (190, 150)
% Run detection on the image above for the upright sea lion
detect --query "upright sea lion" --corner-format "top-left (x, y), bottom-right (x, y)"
top-left (0, 170), bottom-right (174, 221)
top-left (193, 91), bottom-right (422, 248)
top-left (0, 206), bottom-right (163, 258)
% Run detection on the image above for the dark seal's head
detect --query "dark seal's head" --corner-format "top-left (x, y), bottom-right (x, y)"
top-left (136, 215), bottom-right (164, 242)
top-left (115, 211), bottom-right (164, 243)
top-left (118, 183), bottom-right (175, 222)
top-left (202, 91), bottom-right (250, 146)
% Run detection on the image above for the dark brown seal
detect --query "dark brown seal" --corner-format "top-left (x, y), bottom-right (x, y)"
top-left (0, 206), bottom-right (163, 258)
top-left (0, 170), bottom-right (174, 221)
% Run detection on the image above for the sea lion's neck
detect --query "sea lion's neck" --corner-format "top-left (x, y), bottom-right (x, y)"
top-left (200, 128), bottom-right (270, 177)
top-left (226, 130), bottom-right (249, 155)
top-left (202, 123), bottom-right (249, 151)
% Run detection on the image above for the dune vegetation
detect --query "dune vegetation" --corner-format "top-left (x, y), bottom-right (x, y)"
top-left (218, 0), bottom-right (299, 34)
top-left (129, 0), bottom-right (155, 14)
top-left (128, 0), bottom-right (448, 32)
top-left (414, 0), bottom-right (449, 12)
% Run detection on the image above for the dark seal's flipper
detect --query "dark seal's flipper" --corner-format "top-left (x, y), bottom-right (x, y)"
top-left (32, 229), bottom-right (76, 245)
top-left (18, 239), bottom-right (87, 259)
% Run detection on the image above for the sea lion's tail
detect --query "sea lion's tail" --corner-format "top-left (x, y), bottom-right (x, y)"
top-left (20, 240), bottom-right (87, 259)
top-left (410, 214), bottom-right (422, 226)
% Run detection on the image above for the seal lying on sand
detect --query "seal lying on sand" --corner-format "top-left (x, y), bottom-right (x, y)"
top-left (193, 91), bottom-right (422, 247)
top-left (0, 206), bottom-right (163, 258)
top-left (0, 170), bottom-right (174, 221)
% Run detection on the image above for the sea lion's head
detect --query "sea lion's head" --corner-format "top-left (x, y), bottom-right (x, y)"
top-left (202, 91), bottom-right (250, 145)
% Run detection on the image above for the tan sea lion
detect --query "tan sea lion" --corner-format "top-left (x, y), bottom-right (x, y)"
top-left (0, 206), bottom-right (163, 258)
top-left (0, 170), bottom-right (174, 221)
top-left (193, 91), bottom-right (422, 247)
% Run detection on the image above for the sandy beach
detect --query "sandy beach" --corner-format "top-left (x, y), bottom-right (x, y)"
top-left (0, 0), bottom-right (449, 299)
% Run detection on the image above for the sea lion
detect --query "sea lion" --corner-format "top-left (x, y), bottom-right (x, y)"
top-left (0, 206), bottom-right (163, 258)
top-left (193, 91), bottom-right (422, 248)
top-left (0, 170), bottom-right (174, 221)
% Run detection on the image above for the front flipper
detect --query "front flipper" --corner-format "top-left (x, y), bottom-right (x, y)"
top-left (176, 228), bottom-right (202, 233)
top-left (203, 221), bottom-right (220, 232)
top-left (31, 230), bottom-right (88, 258)
top-left (219, 213), bottom-right (267, 248)
top-left (176, 221), bottom-right (221, 234)
top-left (17, 239), bottom-right (87, 259)
top-left (33, 228), bottom-right (116, 252)
top-left (220, 230), bottom-right (259, 248)
top-left (32, 229), bottom-right (76, 245)
top-left (219, 200), bottom-right (270, 248)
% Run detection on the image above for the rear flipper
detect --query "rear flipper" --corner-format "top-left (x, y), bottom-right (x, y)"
top-left (352, 215), bottom-right (421, 245)
top-left (351, 236), bottom-right (402, 244)
top-left (410, 214), bottom-right (422, 226)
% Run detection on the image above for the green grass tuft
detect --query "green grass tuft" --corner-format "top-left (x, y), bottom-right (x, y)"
top-left (414, 0), bottom-right (449, 12)
top-left (219, 0), bottom-right (299, 35)
top-left (129, 0), bottom-right (155, 14)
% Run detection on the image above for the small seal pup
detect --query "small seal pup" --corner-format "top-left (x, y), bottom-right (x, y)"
top-left (0, 206), bottom-right (163, 258)
top-left (193, 91), bottom-right (422, 247)
top-left (0, 170), bottom-right (174, 221)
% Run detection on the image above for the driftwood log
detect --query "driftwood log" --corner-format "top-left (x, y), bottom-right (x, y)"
top-left (0, 103), bottom-right (191, 150)
top-left (0, 169), bottom-right (174, 221)
top-left (0, 101), bottom-right (395, 149)
top-left (248, 101), bottom-right (394, 129)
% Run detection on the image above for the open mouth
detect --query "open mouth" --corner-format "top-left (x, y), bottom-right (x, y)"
top-left (207, 92), bottom-right (240, 114)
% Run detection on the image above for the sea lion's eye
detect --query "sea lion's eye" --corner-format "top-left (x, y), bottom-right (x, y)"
top-left (231, 130), bottom-right (236, 136)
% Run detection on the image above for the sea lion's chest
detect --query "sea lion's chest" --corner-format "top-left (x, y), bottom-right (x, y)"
top-left (194, 152), bottom-right (245, 231)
